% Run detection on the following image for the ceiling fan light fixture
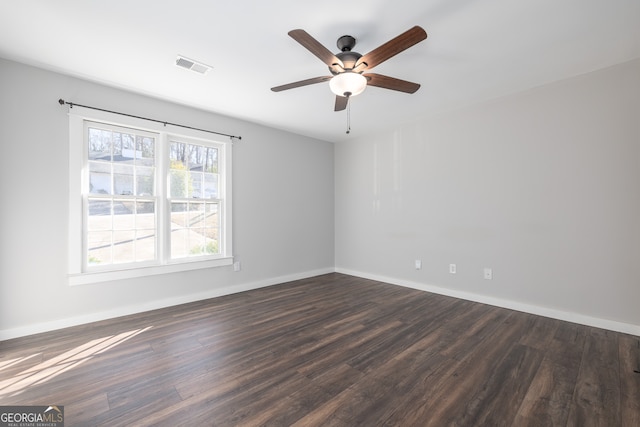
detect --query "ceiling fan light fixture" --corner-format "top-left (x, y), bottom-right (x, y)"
top-left (329, 72), bottom-right (367, 97)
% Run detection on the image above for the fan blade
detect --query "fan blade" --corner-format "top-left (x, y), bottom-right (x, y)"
top-left (271, 76), bottom-right (332, 92)
top-left (364, 73), bottom-right (421, 93)
top-left (334, 95), bottom-right (348, 111)
top-left (289, 29), bottom-right (344, 69)
top-left (357, 26), bottom-right (427, 70)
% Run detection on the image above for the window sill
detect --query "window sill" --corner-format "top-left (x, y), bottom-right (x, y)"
top-left (68, 257), bottom-right (233, 286)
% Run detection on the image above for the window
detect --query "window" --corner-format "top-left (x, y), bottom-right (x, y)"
top-left (86, 123), bottom-right (158, 266)
top-left (68, 109), bottom-right (232, 285)
top-left (168, 138), bottom-right (221, 259)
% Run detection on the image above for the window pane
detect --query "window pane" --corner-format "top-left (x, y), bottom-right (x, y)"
top-left (170, 202), bottom-right (188, 258)
top-left (113, 200), bottom-right (135, 230)
top-left (137, 135), bottom-right (155, 167)
top-left (204, 147), bottom-right (218, 173)
top-left (190, 171), bottom-right (203, 198)
top-left (203, 202), bottom-right (217, 226)
top-left (205, 203), bottom-right (219, 254)
top-left (134, 201), bottom-right (155, 262)
top-left (136, 201), bottom-right (155, 262)
top-left (169, 169), bottom-right (188, 198)
top-left (136, 166), bottom-right (154, 196)
top-left (171, 202), bottom-right (188, 217)
top-left (112, 132), bottom-right (122, 157)
top-left (204, 173), bottom-right (218, 199)
top-left (188, 202), bottom-right (204, 251)
top-left (88, 199), bottom-right (112, 231)
top-left (89, 161), bottom-right (112, 195)
top-left (88, 128), bottom-right (112, 161)
top-left (170, 141), bottom-right (187, 164)
top-left (135, 230), bottom-right (156, 262)
top-left (119, 133), bottom-right (135, 164)
top-left (137, 201), bottom-right (155, 217)
top-left (188, 145), bottom-right (203, 168)
top-left (88, 231), bottom-right (112, 265)
top-left (189, 229), bottom-right (207, 255)
top-left (204, 238), bottom-right (219, 254)
top-left (112, 230), bottom-right (135, 264)
top-left (113, 164), bottom-right (134, 195)
top-left (188, 202), bottom-right (204, 224)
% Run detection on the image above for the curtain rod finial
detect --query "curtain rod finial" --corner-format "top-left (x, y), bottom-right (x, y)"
top-left (58, 98), bottom-right (65, 105)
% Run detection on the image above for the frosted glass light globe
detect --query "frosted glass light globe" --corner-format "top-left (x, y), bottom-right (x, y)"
top-left (329, 72), bottom-right (367, 97)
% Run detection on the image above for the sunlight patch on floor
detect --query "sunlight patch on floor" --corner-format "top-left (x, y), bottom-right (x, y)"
top-left (0, 326), bottom-right (152, 398)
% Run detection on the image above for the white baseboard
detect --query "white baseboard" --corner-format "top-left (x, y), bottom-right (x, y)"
top-left (0, 267), bottom-right (335, 341)
top-left (335, 268), bottom-right (640, 337)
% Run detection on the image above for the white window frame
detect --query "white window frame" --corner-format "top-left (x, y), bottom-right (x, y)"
top-left (68, 107), bottom-right (233, 285)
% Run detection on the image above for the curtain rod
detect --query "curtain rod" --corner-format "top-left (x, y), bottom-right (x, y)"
top-left (58, 99), bottom-right (241, 141)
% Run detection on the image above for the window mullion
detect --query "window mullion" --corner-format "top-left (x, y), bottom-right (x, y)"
top-left (157, 133), bottom-right (170, 264)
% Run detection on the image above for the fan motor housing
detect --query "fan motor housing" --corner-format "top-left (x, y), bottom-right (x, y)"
top-left (330, 51), bottom-right (362, 74)
top-left (328, 35), bottom-right (363, 74)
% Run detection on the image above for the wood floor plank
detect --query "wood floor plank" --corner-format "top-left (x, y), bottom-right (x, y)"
top-left (513, 321), bottom-right (588, 426)
top-left (567, 327), bottom-right (622, 426)
top-left (518, 314), bottom-right (561, 350)
top-left (62, 392), bottom-right (110, 426)
top-left (305, 362), bottom-right (365, 396)
top-left (619, 334), bottom-right (640, 426)
top-left (452, 343), bottom-right (544, 426)
top-left (0, 273), bottom-right (637, 426)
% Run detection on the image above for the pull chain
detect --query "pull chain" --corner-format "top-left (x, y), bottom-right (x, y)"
top-left (346, 98), bottom-right (351, 134)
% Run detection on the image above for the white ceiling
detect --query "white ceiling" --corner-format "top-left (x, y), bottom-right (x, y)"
top-left (1, 0), bottom-right (639, 143)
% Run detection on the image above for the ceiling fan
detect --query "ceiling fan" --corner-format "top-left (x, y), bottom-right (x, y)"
top-left (271, 26), bottom-right (427, 112)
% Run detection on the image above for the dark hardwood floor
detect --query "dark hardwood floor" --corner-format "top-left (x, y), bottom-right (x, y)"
top-left (1, 273), bottom-right (639, 426)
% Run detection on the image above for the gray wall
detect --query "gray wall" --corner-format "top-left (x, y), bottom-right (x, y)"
top-left (335, 58), bottom-right (640, 333)
top-left (0, 58), bottom-right (335, 338)
top-left (2, 56), bottom-right (639, 338)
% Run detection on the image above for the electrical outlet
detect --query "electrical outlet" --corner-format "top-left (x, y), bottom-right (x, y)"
top-left (233, 261), bottom-right (241, 272)
top-left (415, 260), bottom-right (422, 270)
top-left (484, 268), bottom-right (492, 280)
top-left (449, 264), bottom-right (456, 274)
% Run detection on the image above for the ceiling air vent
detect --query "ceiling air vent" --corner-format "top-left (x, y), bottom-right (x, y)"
top-left (175, 55), bottom-right (211, 74)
